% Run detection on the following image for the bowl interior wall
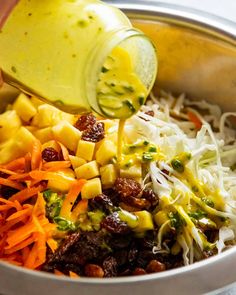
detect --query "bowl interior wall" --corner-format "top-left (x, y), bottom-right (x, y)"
top-left (132, 19), bottom-right (236, 112)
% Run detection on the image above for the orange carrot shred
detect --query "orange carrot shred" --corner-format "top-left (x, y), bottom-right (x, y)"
top-left (57, 142), bottom-right (70, 161)
top-left (9, 186), bottom-right (43, 203)
top-left (187, 111), bottom-right (202, 130)
top-left (0, 177), bottom-right (24, 190)
top-left (3, 157), bottom-right (25, 171)
top-left (71, 199), bottom-right (88, 222)
top-left (31, 140), bottom-right (42, 170)
top-left (4, 236), bottom-right (35, 254)
top-left (43, 161), bottom-right (71, 171)
top-left (47, 238), bottom-right (58, 253)
top-left (6, 207), bottom-right (32, 222)
top-left (60, 179), bottom-right (86, 219)
top-left (54, 269), bottom-right (65, 276)
top-left (24, 152), bottom-right (32, 173)
top-left (69, 271), bottom-right (80, 278)
top-left (0, 168), bottom-right (16, 175)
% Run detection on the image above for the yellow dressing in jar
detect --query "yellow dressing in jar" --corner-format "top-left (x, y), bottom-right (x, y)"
top-left (97, 47), bottom-right (148, 119)
top-left (0, 0), bottom-right (157, 119)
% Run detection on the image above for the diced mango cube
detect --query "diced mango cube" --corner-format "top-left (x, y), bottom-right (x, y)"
top-left (76, 140), bottom-right (95, 161)
top-left (34, 127), bottom-right (53, 143)
top-left (154, 211), bottom-right (169, 227)
top-left (69, 155), bottom-right (87, 170)
top-left (32, 104), bottom-right (74, 128)
top-left (120, 164), bottom-right (142, 178)
top-left (100, 164), bottom-right (117, 188)
top-left (102, 119), bottom-right (117, 133)
top-left (75, 161), bottom-right (100, 180)
top-left (0, 127), bottom-right (35, 164)
top-left (47, 168), bottom-right (75, 192)
top-left (0, 110), bottom-right (21, 143)
top-left (96, 140), bottom-right (116, 165)
top-left (134, 210), bottom-right (154, 232)
top-left (13, 93), bottom-right (37, 122)
top-left (52, 121), bottom-right (81, 152)
top-left (81, 178), bottom-right (102, 199)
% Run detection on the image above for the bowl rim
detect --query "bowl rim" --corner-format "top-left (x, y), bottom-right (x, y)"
top-left (1, 0), bottom-right (236, 286)
top-left (106, 0), bottom-right (236, 44)
top-left (0, 244), bottom-right (236, 284)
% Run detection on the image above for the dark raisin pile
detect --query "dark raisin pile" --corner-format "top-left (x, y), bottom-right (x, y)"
top-left (43, 229), bottom-right (182, 277)
top-left (75, 113), bottom-right (97, 131)
top-left (74, 113), bottom-right (105, 143)
top-left (43, 177), bottom-right (182, 278)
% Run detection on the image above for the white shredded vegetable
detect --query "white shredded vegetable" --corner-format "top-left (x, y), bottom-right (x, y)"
top-left (125, 91), bottom-right (236, 265)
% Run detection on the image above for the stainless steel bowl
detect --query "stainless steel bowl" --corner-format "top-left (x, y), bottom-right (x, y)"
top-left (0, 1), bottom-right (236, 295)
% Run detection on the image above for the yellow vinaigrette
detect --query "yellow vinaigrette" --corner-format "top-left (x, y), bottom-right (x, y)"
top-left (97, 47), bottom-right (148, 119)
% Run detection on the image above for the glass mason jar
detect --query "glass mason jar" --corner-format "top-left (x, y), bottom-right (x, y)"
top-left (0, 0), bottom-right (157, 118)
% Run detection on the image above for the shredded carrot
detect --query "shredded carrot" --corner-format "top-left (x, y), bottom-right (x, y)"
top-left (9, 186), bottom-right (43, 203)
top-left (9, 172), bottom-right (31, 181)
top-left (22, 246), bottom-right (30, 263)
top-left (6, 206), bottom-right (32, 222)
top-left (43, 161), bottom-right (71, 171)
top-left (24, 152), bottom-right (32, 173)
top-left (71, 199), bottom-right (88, 222)
top-left (57, 142), bottom-right (70, 161)
top-left (47, 238), bottom-right (58, 253)
top-left (0, 177), bottom-right (24, 190)
top-left (4, 236), bottom-right (35, 254)
top-left (60, 179), bottom-right (86, 220)
top-left (31, 140), bottom-right (42, 170)
top-left (24, 242), bottom-right (38, 269)
top-left (54, 269), bottom-right (65, 276)
top-left (69, 271), bottom-right (80, 278)
top-left (187, 111), bottom-right (202, 130)
top-left (0, 147), bottom-right (57, 270)
top-left (0, 168), bottom-right (16, 176)
top-left (3, 157), bottom-right (25, 171)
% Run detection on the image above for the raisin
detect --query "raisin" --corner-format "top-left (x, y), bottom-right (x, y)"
top-left (102, 188), bottom-right (120, 206)
top-left (42, 147), bottom-right (60, 162)
top-left (119, 269), bottom-right (132, 276)
top-left (132, 268), bottom-right (147, 275)
top-left (74, 113), bottom-right (96, 131)
top-left (108, 234), bottom-right (132, 249)
top-left (114, 249), bottom-right (128, 266)
top-left (138, 233), bottom-right (156, 250)
top-left (84, 264), bottom-right (104, 278)
top-left (136, 250), bottom-right (156, 268)
top-left (142, 189), bottom-right (159, 208)
top-left (146, 260), bottom-right (166, 273)
top-left (121, 195), bottom-right (150, 210)
top-left (81, 122), bottom-right (105, 143)
top-left (114, 178), bottom-right (142, 198)
top-left (103, 256), bottom-right (117, 277)
top-left (89, 194), bottom-right (114, 214)
top-left (101, 212), bottom-right (130, 234)
top-left (48, 232), bottom-right (81, 263)
top-left (128, 247), bottom-right (138, 264)
top-left (44, 231), bottom-right (110, 271)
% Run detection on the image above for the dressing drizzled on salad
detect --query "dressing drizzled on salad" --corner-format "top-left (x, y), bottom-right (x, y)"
top-left (0, 90), bottom-right (236, 276)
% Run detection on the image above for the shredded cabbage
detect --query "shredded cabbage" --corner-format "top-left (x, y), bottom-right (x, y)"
top-left (125, 91), bottom-right (236, 265)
